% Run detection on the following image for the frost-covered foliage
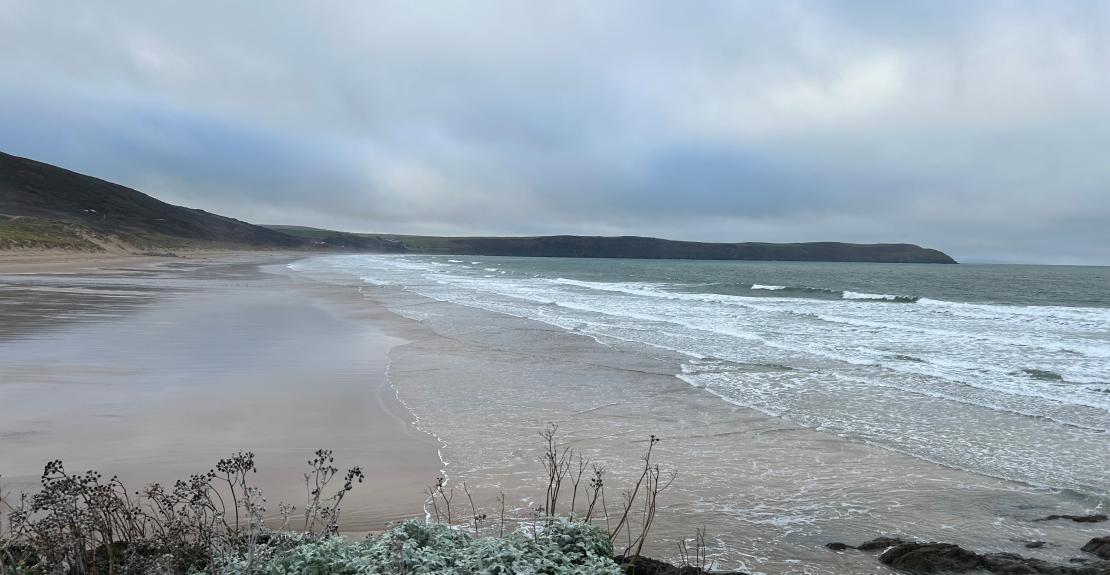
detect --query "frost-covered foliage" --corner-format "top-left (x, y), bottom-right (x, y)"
top-left (3, 430), bottom-right (670, 574)
top-left (216, 519), bottom-right (621, 575)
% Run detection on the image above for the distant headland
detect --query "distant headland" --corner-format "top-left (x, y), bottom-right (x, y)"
top-left (1, 151), bottom-right (955, 263)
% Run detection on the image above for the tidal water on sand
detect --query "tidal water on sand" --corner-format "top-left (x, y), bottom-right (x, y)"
top-left (0, 258), bottom-right (440, 529)
top-left (292, 255), bottom-right (1109, 573)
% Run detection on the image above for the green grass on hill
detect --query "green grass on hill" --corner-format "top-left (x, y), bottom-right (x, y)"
top-left (0, 215), bottom-right (103, 251)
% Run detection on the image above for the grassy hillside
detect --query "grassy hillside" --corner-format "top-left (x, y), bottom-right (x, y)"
top-left (0, 151), bottom-right (301, 251)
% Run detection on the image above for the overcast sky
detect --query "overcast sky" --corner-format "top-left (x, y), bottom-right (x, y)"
top-left (2, 2), bottom-right (1108, 263)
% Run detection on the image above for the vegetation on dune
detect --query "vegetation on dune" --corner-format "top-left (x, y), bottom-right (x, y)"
top-left (0, 216), bottom-right (104, 251)
top-left (0, 426), bottom-right (718, 575)
top-left (0, 215), bottom-right (280, 255)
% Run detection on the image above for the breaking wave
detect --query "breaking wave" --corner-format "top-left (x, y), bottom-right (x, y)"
top-left (841, 290), bottom-right (919, 303)
top-left (749, 284), bottom-right (918, 302)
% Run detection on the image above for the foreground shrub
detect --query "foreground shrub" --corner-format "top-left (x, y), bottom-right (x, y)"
top-left (2, 428), bottom-right (674, 574)
top-left (256, 520), bottom-right (620, 575)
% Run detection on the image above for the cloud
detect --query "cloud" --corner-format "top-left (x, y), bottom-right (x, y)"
top-left (1, 0), bottom-right (1108, 263)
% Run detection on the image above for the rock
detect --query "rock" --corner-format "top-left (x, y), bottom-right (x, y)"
top-left (981, 553), bottom-right (1042, 575)
top-left (856, 537), bottom-right (911, 551)
top-left (880, 543), bottom-right (1110, 574)
top-left (879, 543), bottom-right (982, 573)
top-left (979, 552), bottom-right (1103, 575)
top-left (825, 537), bottom-right (908, 553)
top-left (1065, 562), bottom-right (1110, 575)
top-left (1083, 537), bottom-right (1110, 560)
top-left (1035, 515), bottom-right (1108, 524)
top-left (620, 556), bottom-right (681, 575)
top-left (844, 537), bottom-right (1110, 574)
top-left (617, 555), bottom-right (748, 575)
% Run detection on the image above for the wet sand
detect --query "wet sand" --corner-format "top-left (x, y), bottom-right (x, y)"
top-left (0, 253), bottom-right (441, 529)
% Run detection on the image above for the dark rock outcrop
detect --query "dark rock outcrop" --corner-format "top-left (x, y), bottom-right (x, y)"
top-left (827, 537), bottom-right (910, 552)
top-left (858, 537), bottom-right (911, 551)
top-left (617, 556), bottom-right (748, 575)
top-left (838, 537), bottom-right (1110, 574)
top-left (978, 552), bottom-right (1110, 575)
top-left (1035, 515), bottom-right (1108, 524)
top-left (1083, 538), bottom-right (1110, 560)
top-left (879, 542), bottom-right (982, 573)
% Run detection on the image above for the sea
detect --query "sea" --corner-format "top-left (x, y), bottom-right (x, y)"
top-left (291, 254), bottom-right (1110, 572)
top-left (304, 254), bottom-right (1109, 495)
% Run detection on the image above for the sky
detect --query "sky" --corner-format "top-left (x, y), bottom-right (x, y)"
top-left (1, 1), bottom-right (1109, 264)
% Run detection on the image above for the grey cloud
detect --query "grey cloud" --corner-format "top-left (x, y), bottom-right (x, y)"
top-left (1, 1), bottom-right (1109, 263)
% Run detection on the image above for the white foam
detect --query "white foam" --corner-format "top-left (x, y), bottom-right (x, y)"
top-left (842, 290), bottom-right (900, 301)
top-left (293, 253), bottom-right (1110, 497)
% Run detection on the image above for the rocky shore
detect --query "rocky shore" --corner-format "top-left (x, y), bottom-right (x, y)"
top-left (827, 533), bottom-right (1110, 574)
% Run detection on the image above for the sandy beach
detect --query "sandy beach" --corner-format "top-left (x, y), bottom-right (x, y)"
top-left (0, 252), bottom-right (441, 530)
top-left (4, 252), bottom-right (1107, 574)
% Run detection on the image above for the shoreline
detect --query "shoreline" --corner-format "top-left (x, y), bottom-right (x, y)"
top-left (285, 254), bottom-right (1109, 574)
top-left (0, 249), bottom-right (304, 274)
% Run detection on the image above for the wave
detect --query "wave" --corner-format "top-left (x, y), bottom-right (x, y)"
top-left (1019, 368), bottom-right (1064, 382)
top-left (842, 290), bottom-right (919, 303)
top-left (551, 278), bottom-right (1107, 347)
top-left (302, 255), bottom-right (1110, 493)
top-left (892, 354), bottom-right (927, 363)
top-left (550, 283), bottom-right (1110, 421)
top-left (440, 274), bottom-right (1110, 409)
top-left (557, 277), bottom-right (942, 308)
top-left (550, 278), bottom-right (690, 298)
top-left (748, 284), bottom-right (918, 302)
top-left (918, 297), bottom-right (1110, 325)
top-left (444, 275), bottom-right (1110, 369)
top-left (750, 284), bottom-right (840, 297)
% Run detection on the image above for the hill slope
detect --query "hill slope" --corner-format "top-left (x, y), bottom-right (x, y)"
top-left (0, 151), bottom-right (300, 250)
top-left (0, 151), bottom-right (955, 263)
top-left (272, 228), bottom-right (958, 264)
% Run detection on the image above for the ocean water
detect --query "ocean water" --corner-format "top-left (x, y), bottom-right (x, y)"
top-left (301, 255), bottom-right (1110, 499)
